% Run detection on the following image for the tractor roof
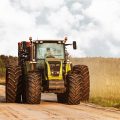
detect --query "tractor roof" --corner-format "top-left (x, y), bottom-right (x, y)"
top-left (33, 40), bottom-right (66, 44)
top-left (29, 37), bottom-right (68, 44)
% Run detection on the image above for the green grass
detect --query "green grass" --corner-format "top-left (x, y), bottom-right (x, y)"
top-left (90, 97), bottom-right (120, 108)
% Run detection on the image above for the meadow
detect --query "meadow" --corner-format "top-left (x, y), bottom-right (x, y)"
top-left (71, 57), bottom-right (120, 108)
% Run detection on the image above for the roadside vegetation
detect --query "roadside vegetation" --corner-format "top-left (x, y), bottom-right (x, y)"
top-left (0, 55), bottom-right (17, 85)
top-left (71, 57), bottom-right (120, 108)
top-left (90, 97), bottom-right (120, 108)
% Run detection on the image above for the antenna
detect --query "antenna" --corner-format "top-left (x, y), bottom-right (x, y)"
top-left (29, 36), bottom-right (32, 43)
top-left (64, 37), bottom-right (67, 43)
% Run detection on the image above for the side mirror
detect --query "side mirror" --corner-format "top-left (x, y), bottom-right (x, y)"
top-left (73, 41), bottom-right (77, 49)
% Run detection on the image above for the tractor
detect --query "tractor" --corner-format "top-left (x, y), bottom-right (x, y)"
top-left (6, 37), bottom-right (90, 105)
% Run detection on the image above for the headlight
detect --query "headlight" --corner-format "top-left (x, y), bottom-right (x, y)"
top-left (51, 71), bottom-right (60, 76)
top-left (57, 71), bottom-right (59, 74)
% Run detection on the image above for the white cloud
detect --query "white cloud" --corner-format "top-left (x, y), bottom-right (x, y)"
top-left (71, 2), bottom-right (83, 12)
top-left (0, 0), bottom-right (120, 57)
top-left (107, 41), bottom-right (120, 56)
top-left (14, 0), bottom-right (65, 12)
top-left (85, 0), bottom-right (120, 41)
top-left (48, 6), bottom-right (74, 31)
top-left (81, 0), bottom-right (120, 57)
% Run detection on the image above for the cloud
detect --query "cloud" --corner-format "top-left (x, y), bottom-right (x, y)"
top-left (83, 0), bottom-right (120, 57)
top-left (0, 0), bottom-right (120, 57)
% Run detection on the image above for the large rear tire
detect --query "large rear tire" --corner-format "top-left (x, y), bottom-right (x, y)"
top-left (26, 72), bottom-right (41, 104)
top-left (73, 65), bottom-right (90, 101)
top-left (66, 72), bottom-right (82, 105)
top-left (6, 65), bottom-right (22, 103)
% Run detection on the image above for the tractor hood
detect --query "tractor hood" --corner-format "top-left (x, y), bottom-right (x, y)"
top-left (45, 58), bottom-right (63, 80)
top-left (45, 58), bottom-right (62, 62)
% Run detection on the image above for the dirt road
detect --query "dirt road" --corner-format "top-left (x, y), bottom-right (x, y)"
top-left (0, 85), bottom-right (120, 120)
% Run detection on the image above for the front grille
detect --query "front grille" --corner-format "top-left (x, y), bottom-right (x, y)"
top-left (49, 61), bottom-right (61, 76)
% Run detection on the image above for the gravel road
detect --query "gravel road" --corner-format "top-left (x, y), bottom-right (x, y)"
top-left (0, 85), bottom-right (120, 120)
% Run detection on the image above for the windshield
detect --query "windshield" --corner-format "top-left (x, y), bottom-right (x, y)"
top-left (36, 43), bottom-right (64, 59)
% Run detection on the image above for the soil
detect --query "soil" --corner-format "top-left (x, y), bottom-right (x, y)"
top-left (0, 85), bottom-right (120, 120)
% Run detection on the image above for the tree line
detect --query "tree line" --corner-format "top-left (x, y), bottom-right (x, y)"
top-left (0, 55), bottom-right (18, 78)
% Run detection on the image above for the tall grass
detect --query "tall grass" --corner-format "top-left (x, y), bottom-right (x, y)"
top-left (71, 57), bottom-right (120, 108)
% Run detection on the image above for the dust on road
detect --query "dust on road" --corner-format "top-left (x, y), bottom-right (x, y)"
top-left (0, 85), bottom-right (120, 120)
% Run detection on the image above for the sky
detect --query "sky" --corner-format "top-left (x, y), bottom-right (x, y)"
top-left (0, 0), bottom-right (120, 57)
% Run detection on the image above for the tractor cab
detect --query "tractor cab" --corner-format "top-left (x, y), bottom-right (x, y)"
top-left (35, 40), bottom-right (65, 74)
top-left (36, 40), bottom-right (65, 59)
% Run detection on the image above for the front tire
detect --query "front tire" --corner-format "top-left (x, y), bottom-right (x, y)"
top-left (6, 65), bottom-right (22, 103)
top-left (66, 72), bottom-right (82, 105)
top-left (73, 65), bottom-right (90, 101)
top-left (26, 72), bottom-right (41, 104)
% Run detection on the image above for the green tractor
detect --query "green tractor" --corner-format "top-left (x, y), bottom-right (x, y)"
top-left (6, 37), bottom-right (90, 105)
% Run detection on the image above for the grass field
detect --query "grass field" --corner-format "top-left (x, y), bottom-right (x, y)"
top-left (71, 57), bottom-right (120, 108)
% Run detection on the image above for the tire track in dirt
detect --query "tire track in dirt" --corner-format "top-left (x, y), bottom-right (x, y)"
top-left (0, 85), bottom-right (120, 120)
top-left (24, 102), bottom-right (120, 120)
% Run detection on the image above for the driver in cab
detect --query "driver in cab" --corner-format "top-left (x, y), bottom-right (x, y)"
top-left (45, 48), bottom-right (54, 58)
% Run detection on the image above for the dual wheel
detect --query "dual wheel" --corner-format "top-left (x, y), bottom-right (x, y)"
top-left (6, 65), bottom-right (41, 104)
top-left (57, 65), bottom-right (90, 105)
